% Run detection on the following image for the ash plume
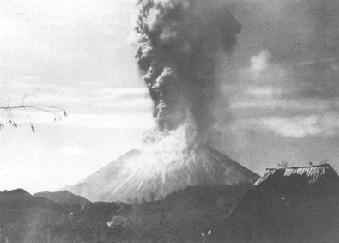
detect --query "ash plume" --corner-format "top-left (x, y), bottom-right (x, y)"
top-left (132, 0), bottom-right (241, 140)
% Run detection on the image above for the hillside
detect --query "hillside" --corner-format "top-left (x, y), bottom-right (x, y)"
top-left (0, 189), bottom-right (64, 243)
top-left (0, 184), bottom-right (252, 243)
top-left (33, 190), bottom-right (92, 207)
top-left (62, 147), bottom-right (258, 202)
top-left (62, 149), bottom-right (141, 201)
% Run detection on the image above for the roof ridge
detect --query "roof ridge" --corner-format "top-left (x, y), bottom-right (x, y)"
top-left (266, 164), bottom-right (330, 170)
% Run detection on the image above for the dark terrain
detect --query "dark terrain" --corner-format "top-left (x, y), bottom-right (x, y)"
top-left (1, 177), bottom-right (339, 243)
top-left (0, 184), bottom-right (252, 243)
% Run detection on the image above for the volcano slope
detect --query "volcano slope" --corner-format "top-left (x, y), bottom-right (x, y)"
top-left (62, 147), bottom-right (258, 202)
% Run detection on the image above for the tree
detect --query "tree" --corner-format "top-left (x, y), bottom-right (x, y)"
top-left (0, 95), bottom-right (67, 132)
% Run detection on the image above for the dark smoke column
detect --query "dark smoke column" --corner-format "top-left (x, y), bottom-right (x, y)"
top-left (133, 0), bottom-right (240, 136)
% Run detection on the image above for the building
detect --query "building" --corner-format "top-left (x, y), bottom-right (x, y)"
top-left (208, 164), bottom-right (339, 243)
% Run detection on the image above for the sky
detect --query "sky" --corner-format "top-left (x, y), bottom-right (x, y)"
top-left (1, 0), bottom-right (338, 193)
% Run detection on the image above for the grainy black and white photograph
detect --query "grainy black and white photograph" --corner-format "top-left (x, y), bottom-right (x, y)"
top-left (0, 0), bottom-right (338, 242)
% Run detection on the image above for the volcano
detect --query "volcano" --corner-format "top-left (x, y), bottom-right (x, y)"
top-left (62, 147), bottom-right (258, 202)
top-left (60, 1), bottom-right (263, 203)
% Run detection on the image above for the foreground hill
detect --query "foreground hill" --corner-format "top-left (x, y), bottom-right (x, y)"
top-left (0, 184), bottom-right (252, 243)
top-left (0, 189), bottom-right (62, 214)
top-left (62, 147), bottom-right (259, 202)
top-left (33, 190), bottom-right (92, 207)
top-left (0, 189), bottom-right (64, 243)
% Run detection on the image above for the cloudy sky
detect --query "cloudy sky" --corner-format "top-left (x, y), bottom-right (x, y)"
top-left (1, 0), bottom-right (338, 193)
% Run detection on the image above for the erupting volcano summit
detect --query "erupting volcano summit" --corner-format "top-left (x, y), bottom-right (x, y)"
top-left (62, 0), bottom-right (258, 202)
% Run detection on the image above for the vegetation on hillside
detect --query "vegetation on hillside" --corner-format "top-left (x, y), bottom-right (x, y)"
top-left (0, 184), bottom-right (252, 243)
top-left (2, 179), bottom-right (338, 243)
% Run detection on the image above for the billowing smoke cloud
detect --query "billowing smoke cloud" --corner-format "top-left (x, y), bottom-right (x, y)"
top-left (132, 0), bottom-right (241, 139)
top-left (129, 0), bottom-right (338, 175)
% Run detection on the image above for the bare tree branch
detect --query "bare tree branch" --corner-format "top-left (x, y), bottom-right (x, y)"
top-left (0, 97), bottom-right (67, 131)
